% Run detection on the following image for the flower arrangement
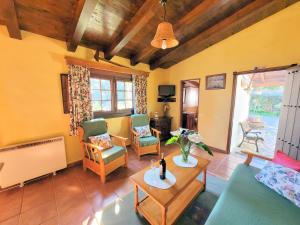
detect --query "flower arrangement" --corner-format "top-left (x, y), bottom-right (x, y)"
top-left (166, 128), bottom-right (212, 162)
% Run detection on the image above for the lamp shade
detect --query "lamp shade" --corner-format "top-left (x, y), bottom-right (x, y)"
top-left (151, 22), bottom-right (179, 49)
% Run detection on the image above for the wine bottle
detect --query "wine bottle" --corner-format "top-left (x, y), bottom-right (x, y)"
top-left (159, 153), bottom-right (166, 180)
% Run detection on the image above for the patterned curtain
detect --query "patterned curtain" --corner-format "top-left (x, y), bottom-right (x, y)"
top-left (133, 74), bottom-right (147, 114)
top-left (68, 65), bottom-right (92, 135)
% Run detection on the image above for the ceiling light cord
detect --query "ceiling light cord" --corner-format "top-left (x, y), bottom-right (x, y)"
top-left (161, 0), bottom-right (167, 21)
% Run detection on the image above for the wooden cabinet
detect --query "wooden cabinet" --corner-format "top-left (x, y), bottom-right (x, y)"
top-left (150, 117), bottom-right (172, 141)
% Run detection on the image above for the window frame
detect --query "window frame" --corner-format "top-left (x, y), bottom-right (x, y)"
top-left (90, 72), bottom-right (134, 119)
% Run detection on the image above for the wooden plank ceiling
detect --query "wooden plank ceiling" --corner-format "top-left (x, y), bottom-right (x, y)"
top-left (0, 0), bottom-right (298, 70)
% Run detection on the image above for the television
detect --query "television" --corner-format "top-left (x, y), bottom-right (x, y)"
top-left (158, 85), bottom-right (175, 97)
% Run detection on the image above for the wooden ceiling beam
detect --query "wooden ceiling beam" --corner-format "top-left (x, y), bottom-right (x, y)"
top-left (67, 0), bottom-right (98, 52)
top-left (2, 0), bottom-right (21, 39)
top-left (150, 0), bottom-right (299, 70)
top-left (130, 0), bottom-right (228, 66)
top-left (65, 56), bottom-right (149, 77)
top-left (104, 0), bottom-right (158, 60)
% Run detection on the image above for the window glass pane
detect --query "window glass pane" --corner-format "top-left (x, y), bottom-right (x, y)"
top-left (125, 91), bottom-right (132, 100)
top-left (101, 80), bottom-right (111, 90)
top-left (126, 100), bottom-right (132, 109)
top-left (91, 90), bottom-right (101, 100)
top-left (117, 91), bottom-right (125, 100)
top-left (91, 78), bottom-right (100, 89)
top-left (117, 81), bottom-right (125, 91)
top-left (102, 91), bottom-right (111, 101)
top-left (92, 101), bottom-right (101, 111)
top-left (125, 82), bottom-right (132, 91)
top-left (117, 101), bottom-right (126, 110)
top-left (102, 101), bottom-right (111, 111)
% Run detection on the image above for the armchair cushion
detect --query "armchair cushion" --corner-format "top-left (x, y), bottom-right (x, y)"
top-left (82, 118), bottom-right (107, 142)
top-left (101, 146), bottom-right (125, 165)
top-left (131, 114), bottom-right (149, 127)
top-left (89, 133), bottom-right (112, 150)
top-left (139, 136), bottom-right (159, 147)
top-left (135, 125), bottom-right (152, 137)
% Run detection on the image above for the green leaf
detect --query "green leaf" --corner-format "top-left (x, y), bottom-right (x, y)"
top-left (165, 136), bottom-right (179, 145)
top-left (195, 143), bottom-right (213, 156)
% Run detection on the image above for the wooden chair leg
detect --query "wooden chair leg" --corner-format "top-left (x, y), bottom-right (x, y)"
top-left (124, 153), bottom-right (128, 168)
top-left (100, 174), bottom-right (106, 183)
top-left (100, 163), bottom-right (106, 183)
top-left (157, 143), bottom-right (161, 156)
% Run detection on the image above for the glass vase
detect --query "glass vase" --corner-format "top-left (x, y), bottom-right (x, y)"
top-left (181, 148), bottom-right (189, 162)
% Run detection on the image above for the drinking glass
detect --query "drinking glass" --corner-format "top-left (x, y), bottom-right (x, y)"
top-left (150, 159), bottom-right (156, 178)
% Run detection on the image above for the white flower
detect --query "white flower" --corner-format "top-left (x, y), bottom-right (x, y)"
top-left (170, 128), bottom-right (188, 136)
top-left (188, 133), bottom-right (204, 143)
top-left (170, 130), bottom-right (181, 136)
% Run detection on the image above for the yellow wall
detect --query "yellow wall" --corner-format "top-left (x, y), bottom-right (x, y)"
top-left (163, 2), bottom-right (300, 151)
top-left (0, 26), bottom-right (166, 163)
top-left (1, 2), bottom-right (300, 163)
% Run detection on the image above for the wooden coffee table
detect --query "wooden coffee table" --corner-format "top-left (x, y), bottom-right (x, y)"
top-left (130, 150), bottom-right (209, 225)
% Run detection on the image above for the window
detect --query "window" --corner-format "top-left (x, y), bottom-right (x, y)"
top-left (90, 75), bottom-right (133, 118)
top-left (90, 78), bottom-right (112, 112)
top-left (116, 80), bottom-right (133, 110)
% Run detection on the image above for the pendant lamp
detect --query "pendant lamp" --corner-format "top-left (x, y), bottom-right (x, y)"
top-left (151, 0), bottom-right (179, 49)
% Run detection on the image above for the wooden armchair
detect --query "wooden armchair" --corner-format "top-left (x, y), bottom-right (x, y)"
top-left (78, 118), bottom-right (128, 183)
top-left (130, 114), bottom-right (161, 159)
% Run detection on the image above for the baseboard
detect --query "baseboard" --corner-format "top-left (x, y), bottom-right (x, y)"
top-left (208, 146), bottom-right (227, 154)
top-left (67, 160), bottom-right (82, 168)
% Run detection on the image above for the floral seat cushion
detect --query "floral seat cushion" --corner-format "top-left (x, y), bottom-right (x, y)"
top-left (89, 133), bottom-right (112, 150)
top-left (255, 162), bottom-right (300, 208)
top-left (135, 125), bottom-right (152, 137)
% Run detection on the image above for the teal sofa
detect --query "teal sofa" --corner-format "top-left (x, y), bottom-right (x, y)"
top-left (205, 164), bottom-right (300, 225)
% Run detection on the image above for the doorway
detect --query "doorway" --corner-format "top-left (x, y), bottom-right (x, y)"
top-left (228, 66), bottom-right (292, 157)
top-left (180, 79), bottom-right (200, 130)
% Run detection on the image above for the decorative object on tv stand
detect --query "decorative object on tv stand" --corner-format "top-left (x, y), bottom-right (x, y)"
top-left (163, 102), bottom-right (170, 117)
top-left (165, 128), bottom-right (212, 166)
top-left (158, 84), bottom-right (176, 102)
top-left (206, 73), bottom-right (226, 90)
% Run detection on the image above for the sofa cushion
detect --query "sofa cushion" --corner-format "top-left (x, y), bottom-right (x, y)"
top-left (82, 118), bottom-right (107, 142)
top-left (272, 151), bottom-right (300, 172)
top-left (255, 162), bottom-right (300, 207)
top-left (205, 164), bottom-right (300, 225)
top-left (101, 146), bottom-right (125, 165)
top-left (131, 114), bottom-right (149, 127)
top-left (139, 136), bottom-right (158, 147)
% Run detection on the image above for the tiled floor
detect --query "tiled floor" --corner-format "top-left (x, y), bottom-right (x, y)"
top-left (0, 145), bottom-right (260, 225)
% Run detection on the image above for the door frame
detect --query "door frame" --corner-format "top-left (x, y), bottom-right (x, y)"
top-left (226, 64), bottom-right (297, 154)
top-left (180, 79), bottom-right (201, 129)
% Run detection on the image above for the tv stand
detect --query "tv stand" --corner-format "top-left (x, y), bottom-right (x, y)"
top-left (157, 97), bottom-right (176, 102)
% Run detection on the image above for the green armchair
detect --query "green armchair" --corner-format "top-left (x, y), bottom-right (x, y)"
top-left (130, 114), bottom-right (161, 159)
top-left (78, 118), bottom-right (128, 183)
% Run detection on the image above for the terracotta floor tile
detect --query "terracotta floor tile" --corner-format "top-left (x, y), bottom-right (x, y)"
top-left (58, 199), bottom-right (96, 225)
top-left (89, 193), bottom-right (118, 214)
top-left (0, 216), bottom-right (20, 225)
top-left (19, 201), bottom-right (57, 225)
top-left (40, 217), bottom-right (59, 225)
top-left (22, 178), bottom-right (54, 212)
top-left (0, 188), bottom-right (23, 222)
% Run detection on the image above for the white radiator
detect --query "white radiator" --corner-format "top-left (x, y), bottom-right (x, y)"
top-left (0, 136), bottom-right (67, 188)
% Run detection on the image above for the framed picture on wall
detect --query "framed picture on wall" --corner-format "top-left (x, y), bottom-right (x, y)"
top-left (206, 73), bottom-right (226, 90)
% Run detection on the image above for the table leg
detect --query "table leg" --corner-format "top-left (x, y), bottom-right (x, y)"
top-left (203, 168), bottom-right (207, 191)
top-left (161, 206), bottom-right (167, 225)
top-left (134, 184), bottom-right (138, 212)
